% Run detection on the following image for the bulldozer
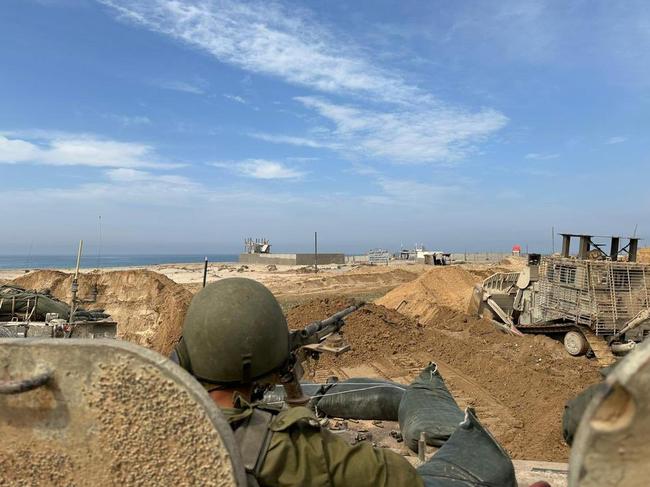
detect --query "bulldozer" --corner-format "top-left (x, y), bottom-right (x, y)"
top-left (470, 234), bottom-right (650, 365)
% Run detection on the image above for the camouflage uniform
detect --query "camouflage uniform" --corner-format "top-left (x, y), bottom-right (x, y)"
top-left (221, 401), bottom-right (423, 487)
top-left (176, 279), bottom-right (423, 486)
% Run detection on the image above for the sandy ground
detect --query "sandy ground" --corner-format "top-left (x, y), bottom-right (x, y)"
top-left (2, 256), bottom-right (589, 483)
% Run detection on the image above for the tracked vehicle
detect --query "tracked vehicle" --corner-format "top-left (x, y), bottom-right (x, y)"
top-left (470, 234), bottom-right (650, 365)
top-left (0, 284), bottom-right (116, 339)
top-left (0, 241), bottom-right (116, 339)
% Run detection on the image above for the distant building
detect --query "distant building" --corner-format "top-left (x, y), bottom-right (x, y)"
top-left (400, 243), bottom-right (449, 265)
top-left (512, 244), bottom-right (521, 256)
top-left (244, 238), bottom-right (271, 254)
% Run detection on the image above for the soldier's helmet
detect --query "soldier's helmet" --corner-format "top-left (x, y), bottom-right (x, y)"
top-left (173, 278), bottom-right (290, 385)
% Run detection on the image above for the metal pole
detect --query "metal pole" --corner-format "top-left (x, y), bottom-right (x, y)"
top-left (552, 226), bottom-right (555, 254)
top-left (70, 240), bottom-right (83, 325)
top-left (202, 256), bottom-right (208, 288)
top-left (314, 232), bottom-right (318, 273)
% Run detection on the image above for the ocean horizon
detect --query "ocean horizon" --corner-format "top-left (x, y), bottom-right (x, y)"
top-left (0, 254), bottom-right (240, 270)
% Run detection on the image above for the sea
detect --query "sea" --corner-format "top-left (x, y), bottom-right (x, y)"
top-left (0, 254), bottom-right (239, 270)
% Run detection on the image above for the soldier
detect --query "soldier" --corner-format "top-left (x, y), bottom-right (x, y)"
top-left (172, 277), bottom-right (423, 487)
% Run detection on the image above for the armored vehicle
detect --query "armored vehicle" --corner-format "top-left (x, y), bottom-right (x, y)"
top-left (0, 338), bottom-right (245, 485)
top-left (0, 240), bottom-right (116, 340)
top-left (0, 284), bottom-right (116, 339)
top-left (470, 234), bottom-right (650, 364)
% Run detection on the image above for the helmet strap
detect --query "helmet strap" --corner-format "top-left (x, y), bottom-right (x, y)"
top-left (241, 353), bottom-right (252, 383)
top-left (173, 338), bottom-right (193, 375)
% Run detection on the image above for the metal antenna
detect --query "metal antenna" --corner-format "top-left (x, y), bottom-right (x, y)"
top-left (633, 223), bottom-right (638, 238)
top-left (96, 215), bottom-right (103, 270)
top-left (202, 256), bottom-right (208, 288)
top-left (70, 240), bottom-right (83, 325)
top-left (25, 238), bottom-right (34, 269)
top-left (314, 231), bottom-right (318, 273)
top-left (552, 226), bottom-right (555, 254)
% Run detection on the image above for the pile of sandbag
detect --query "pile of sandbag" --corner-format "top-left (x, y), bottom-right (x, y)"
top-left (261, 378), bottom-right (406, 420)
top-left (261, 363), bottom-right (517, 486)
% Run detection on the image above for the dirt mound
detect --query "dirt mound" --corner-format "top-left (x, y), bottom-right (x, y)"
top-left (375, 266), bottom-right (478, 322)
top-left (498, 256), bottom-right (527, 271)
top-left (285, 297), bottom-right (424, 369)
top-left (13, 269), bottom-right (191, 355)
top-left (286, 297), bottom-right (601, 462)
top-left (638, 247), bottom-right (650, 263)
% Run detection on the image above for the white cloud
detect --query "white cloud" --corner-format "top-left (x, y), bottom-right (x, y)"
top-left (525, 152), bottom-right (559, 160)
top-left (101, 0), bottom-right (507, 164)
top-left (105, 114), bottom-right (152, 126)
top-left (249, 132), bottom-right (332, 149)
top-left (106, 167), bottom-right (198, 185)
top-left (0, 135), bottom-right (40, 162)
top-left (155, 79), bottom-right (206, 94)
top-left (100, 0), bottom-right (426, 105)
top-left (0, 132), bottom-right (181, 169)
top-left (375, 177), bottom-right (460, 204)
top-left (606, 136), bottom-right (627, 145)
top-left (284, 97), bottom-right (507, 163)
top-left (212, 159), bottom-right (306, 180)
top-left (223, 93), bottom-right (247, 104)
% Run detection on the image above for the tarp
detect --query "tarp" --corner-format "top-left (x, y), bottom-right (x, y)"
top-left (0, 285), bottom-right (107, 322)
top-left (399, 363), bottom-right (464, 451)
top-left (261, 382), bottom-right (325, 409)
top-left (315, 378), bottom-right (406, 420)
top-left (0, 285), bottom-right (70, 320)
top-left (417, 408), bottom-right (517, 487)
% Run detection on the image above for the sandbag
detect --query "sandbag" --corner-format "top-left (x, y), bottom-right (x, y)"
top-left (315, 378), bottom-right (406, 420)
top-left (399, 362), bottom-right (464, 451)
top-left (260, 382), bottom-right (324, 408)
top-left (416, 408), bottom-right (517, 487)
top-left (562, 382), bottom-right (607, 446)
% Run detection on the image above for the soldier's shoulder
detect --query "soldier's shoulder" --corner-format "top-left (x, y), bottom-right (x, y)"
top-left (270, 406), bottom-right (320, 432)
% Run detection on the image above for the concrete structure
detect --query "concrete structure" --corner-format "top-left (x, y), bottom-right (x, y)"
top-left (239, 253), bottom-right (345, 266)
top-left (450, 252), bottom-right (511, 263)
top-left (345, 255), bottom-right (370, 264)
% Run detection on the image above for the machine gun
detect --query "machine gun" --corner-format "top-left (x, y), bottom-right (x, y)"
top-left (280, 302), bottom-right (364, 406)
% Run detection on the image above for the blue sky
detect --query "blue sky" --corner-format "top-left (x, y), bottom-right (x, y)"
top-left (1, 0), bottom-right (649, 255)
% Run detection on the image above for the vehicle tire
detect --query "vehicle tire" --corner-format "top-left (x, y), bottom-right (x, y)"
top-left (564, 330), bottom-right (589, 356)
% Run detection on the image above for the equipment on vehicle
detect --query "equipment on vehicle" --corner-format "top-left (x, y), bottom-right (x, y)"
top-left (0, 338), bottom-right (245, 486)
top-left (0, 285), bottom-right (116, 339)
top-left (470, 234), bottom-right (650, 364)
top-left (0, 240), bottom-right (117, 339)
top-left (569, 337), bottom-right (650, 486)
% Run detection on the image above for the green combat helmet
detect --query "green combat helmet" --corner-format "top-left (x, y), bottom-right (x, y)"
top-left (175, 278), bottom-right (290, 385)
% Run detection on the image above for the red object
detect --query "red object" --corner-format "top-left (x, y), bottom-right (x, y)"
top-left (512, 244), bottom-right (522, 252)
top-left (528, 482), bottom-right (551, 487)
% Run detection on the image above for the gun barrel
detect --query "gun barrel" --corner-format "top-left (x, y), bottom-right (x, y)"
top-left (302, 303), bottom-right (364, 337)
